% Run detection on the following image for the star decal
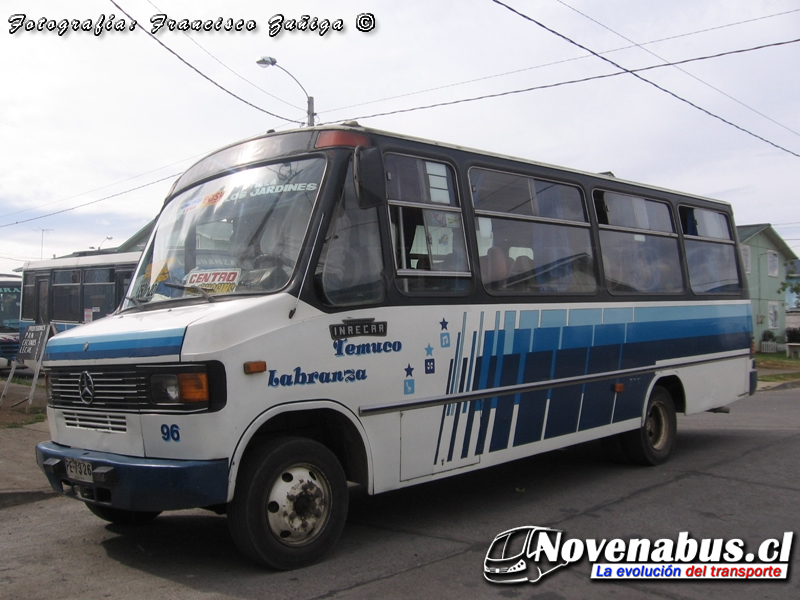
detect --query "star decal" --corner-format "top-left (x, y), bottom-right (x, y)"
top-left (404, 363), bottom-right (414, 377)
top-left (439, 318), bottom-right (448, 331)
top-left (425, 344), bottom-right (434, 356)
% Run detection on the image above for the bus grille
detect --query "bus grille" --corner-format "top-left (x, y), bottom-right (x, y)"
top-left (0, 340), bottom-right (18, 359)
top-left (48, 369), bottom-right (148, 411)
top-left (63, 410), bottom-right (128, 433)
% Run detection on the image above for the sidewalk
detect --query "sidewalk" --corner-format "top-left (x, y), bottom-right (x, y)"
top-left (755, 367), bottom-right (800, 391)
top-left (0, 381), bottom-right (54, 509)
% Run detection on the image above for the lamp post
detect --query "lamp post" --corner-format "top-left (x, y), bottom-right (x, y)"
top-left (91, 236), bottom-right (113, 250)
top-left (256, 56), bottom-right (314, 126)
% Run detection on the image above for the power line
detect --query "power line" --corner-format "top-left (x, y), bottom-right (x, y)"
top-left (334, 36), bottom-right (800, 144)
top-left (0, 152), bottom-right (203, 220)
top-left (554, 0), bottom-right (800, 139)
top-left (0, 174), bottom-right (178, 229)
top-left (322, 6), bottom-right (800, 117)
top-left (143, 0), bottom-right (304, 113)
top-left (490, 0), bottom-right (800, 158)
top-left (107, 0), bottom-right (302, 124)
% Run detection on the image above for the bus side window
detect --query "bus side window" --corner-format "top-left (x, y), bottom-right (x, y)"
top-left (386, 154), bottom-right (471, 294)
top-left (470, 168), bottom-right (596, 294)
top-left (679, 206), bottom-right (741, 294)
top-left (315, 162), bottom-right (385, 307)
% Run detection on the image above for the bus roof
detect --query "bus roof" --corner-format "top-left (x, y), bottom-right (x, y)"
top-left (189, 123), bottom-right (733, 211)
top-left (20, 251), bottom-right (142, 273)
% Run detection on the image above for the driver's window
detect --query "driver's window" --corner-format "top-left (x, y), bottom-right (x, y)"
top-left (315, 162), bottom-right (385, 306)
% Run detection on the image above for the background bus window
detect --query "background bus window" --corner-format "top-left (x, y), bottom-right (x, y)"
top-left (0, 282), bottom-right (20, 331)
top-left (52, 269), bottom-right (81, 322)
top-left (83, 268), bottom-right (116, 321)
top-left (386, 154), bottom-right (471, 293)
top-left (21, 273), bottom-right (35, 322)
top-left (470, 168), bottom-right (595, 294)
top-left (595, 191), bottom-right (683, 294)
top-left (316, 162), bottom-right (385, 306)
top-left (680, 206), bottom-right (742, 294)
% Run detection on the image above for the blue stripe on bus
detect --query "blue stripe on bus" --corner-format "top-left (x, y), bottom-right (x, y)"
top-left (44, 329), bottom-right (185, 361)
top-left (445, 304), bottom-right (751, 461)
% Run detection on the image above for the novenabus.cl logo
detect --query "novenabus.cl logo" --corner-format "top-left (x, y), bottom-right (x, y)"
top-left (484, 526), bottom-right (571, 584)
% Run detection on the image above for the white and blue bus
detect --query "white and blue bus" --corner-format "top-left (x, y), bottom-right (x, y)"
top-left (36, 125), bottom-right (756, 570)
top-left (0, 274), bottom-right (22, 366)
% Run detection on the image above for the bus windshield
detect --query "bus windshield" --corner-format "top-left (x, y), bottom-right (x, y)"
top-left (0, 280), bottom-right (21, 332)
top-left (125, 157), bottom-right (325, 308)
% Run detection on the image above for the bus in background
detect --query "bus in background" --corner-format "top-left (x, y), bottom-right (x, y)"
top-left (0, 274), bottom-right (22, 366)
top-left (36, 124), bottom-right (756, 570)
top-left (20, 252), bottom-right (141, 336)
top-left (19, 220), bottom-right (153, 336)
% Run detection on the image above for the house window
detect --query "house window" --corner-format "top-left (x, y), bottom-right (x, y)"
top-left (741, 245), bottom-right (751, 274)
top-left (768, 251), bottom-right (779, 277)
top-left (768, 301), bottom-right (779, 329)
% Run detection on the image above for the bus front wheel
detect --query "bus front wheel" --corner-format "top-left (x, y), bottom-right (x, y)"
top-left (228, 437), bottom-right (348, 570)
top-left (621, 386), bottom-right (677, 466)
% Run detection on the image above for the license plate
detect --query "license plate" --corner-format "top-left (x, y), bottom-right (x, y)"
top-left (65, 458), bottom-right (93, 483)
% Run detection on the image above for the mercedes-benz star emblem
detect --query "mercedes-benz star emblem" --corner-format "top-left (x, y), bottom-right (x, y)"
top-left (79, 371), bottom-right (95, 405)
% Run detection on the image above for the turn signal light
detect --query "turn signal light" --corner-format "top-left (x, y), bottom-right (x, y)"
top-left (178, 373), bottom-right (209, 402)
top-left (243, 361), bottom-right (267, 375)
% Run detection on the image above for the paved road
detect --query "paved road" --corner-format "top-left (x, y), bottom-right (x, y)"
top-left (1, 388), bottom-right (798, 599)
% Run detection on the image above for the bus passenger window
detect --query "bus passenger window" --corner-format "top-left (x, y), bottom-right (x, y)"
top-left (680, 206), bottom-right (741, 294)
top-left (470, 168), bottom-right (596, 294)
top-left (52, 269), bottom-right (82, 322)
top-left (594, 191), bottom-right (683, 294)
top-left (315, 162), bottom-right (385, 307)
top-left (386, 154), bottom-right (471, 294)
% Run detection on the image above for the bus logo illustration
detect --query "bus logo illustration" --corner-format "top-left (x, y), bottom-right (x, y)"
top-left (484, 526), bottom-right (570, 584)
top-left (78, 371), bottom-right (95, 405)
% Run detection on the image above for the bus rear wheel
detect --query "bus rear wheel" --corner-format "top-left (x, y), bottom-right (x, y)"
top-left (621, 386), bottom-right (677, 466)
top-left (228, 437), bottom-right (348, 570)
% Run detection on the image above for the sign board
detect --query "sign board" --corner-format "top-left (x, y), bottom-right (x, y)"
top-left (17, 324), bottom-right (49, 361)
top-left (0, 323), bottom-right (54, 409)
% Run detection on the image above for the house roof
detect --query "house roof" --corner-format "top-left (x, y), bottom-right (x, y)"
top-left (736, 224), bottom-right (798, 261)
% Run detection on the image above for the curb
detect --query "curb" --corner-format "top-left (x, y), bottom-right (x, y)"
top-left (0, 490), bottom-right (57, 510)
top-left (757, 380), bottom-right (800, 392)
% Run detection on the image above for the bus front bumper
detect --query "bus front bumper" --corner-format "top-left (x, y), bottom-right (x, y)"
top-left (36, 441), bottom-right (229, 512)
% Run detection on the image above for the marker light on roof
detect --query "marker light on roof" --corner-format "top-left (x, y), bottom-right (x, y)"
top-left (315, 130), bottom-right (371, 149)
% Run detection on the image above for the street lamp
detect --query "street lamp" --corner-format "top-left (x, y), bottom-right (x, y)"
top-left (256, 56), bottom-right (314, 126)
top-left (90, 236), bottom-right (113, 250)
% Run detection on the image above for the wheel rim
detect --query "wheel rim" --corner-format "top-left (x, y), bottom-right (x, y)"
top-left (266, 464), bottom-right (332, 546)
top-left (645, 401), bottom-right (669, 451)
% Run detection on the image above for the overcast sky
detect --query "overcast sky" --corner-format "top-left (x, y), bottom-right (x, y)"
top-left (2, 0), bottom-right (799, 275)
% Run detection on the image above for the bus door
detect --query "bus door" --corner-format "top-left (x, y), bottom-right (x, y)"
top-left (36, 276), bottom-right (51, 325)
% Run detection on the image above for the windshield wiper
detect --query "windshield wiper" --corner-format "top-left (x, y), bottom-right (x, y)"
top-left (124, 296), bottom-right (147, 311)
top-left (163, 282), bottom-right (218, 302)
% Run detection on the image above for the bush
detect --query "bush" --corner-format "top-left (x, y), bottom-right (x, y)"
top-left (762, 330), bottom-right (776, 342)
top-left (786, 328), bottom-right (800, 343)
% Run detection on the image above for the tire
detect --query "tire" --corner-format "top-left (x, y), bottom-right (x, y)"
top-left (228, 437), bottom-right (348, 570)
top-left (85, 503), bottom-right (161, 526)
top-left (621, 386), bottom-right (677, 466)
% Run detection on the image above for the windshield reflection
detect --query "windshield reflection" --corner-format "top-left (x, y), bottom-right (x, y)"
top-left (125, 157), bottom-right (325, 308)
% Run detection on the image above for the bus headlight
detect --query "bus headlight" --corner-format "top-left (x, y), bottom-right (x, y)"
top-left (151, 372), bottom-right (209, 405)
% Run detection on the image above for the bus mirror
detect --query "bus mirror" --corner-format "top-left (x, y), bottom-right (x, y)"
top-left (353, 146), bottom-right (385, 209)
